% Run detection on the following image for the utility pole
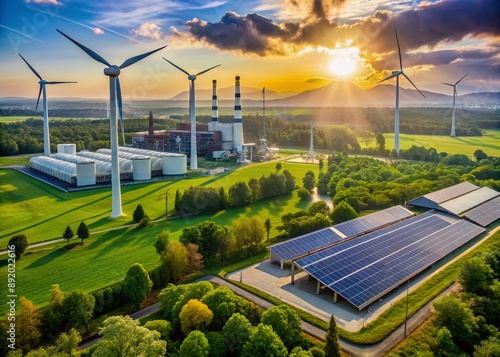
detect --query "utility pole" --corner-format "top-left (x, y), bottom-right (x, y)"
top-left (158, 189), bottom-right (169, 218)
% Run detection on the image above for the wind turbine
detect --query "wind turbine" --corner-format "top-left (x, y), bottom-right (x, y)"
top-left (378, 28), bottom-right (426, 155)
top-left (443, 73), bottom-right (468, 137)
top-left (163, 58), bottom-right (220, 170)
top-left (57, 30), bottom-right (166, 218)
top-left (19, 54), bottom-right (76, 157)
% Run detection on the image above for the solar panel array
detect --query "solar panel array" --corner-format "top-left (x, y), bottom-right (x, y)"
top-left (270, 206), bottom-right (413, 262)
top-left (334, 205), bottom-right (413, 237)
top-left (407, 182), bottom-right (479, 209)
top-left (270, 228), bottom-right (343, 262)
top-left (464, 196), bottom-right (500, 227)
top-left (296, 213), bottom-right (485, 310)
top-left (438, 187), bottom-right (500, 215)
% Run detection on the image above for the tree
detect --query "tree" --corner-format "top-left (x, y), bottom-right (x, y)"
top-left (76, 222), bottom-right (89, 244)
top-left (324, 315), bottom-right (341, 357)
top-left (179, 330), bottom-right (210, 357)
top-left (122, 263), bottom-right (153, 309)
top-left (206, 331), bottom-right (228, 357)
top-left (298, 187), bottom-right (312, 200)
top-left (248, 177), bottom-right (261, 202)
top-left (161, 241), bottom-right (188, 283)
top-left (308, 201), bottom-right (331, 217)
top-left (179, 299), bottom-right (213, 334)
top-left (290, 347), bottom-right (314, 357)
top-left (201, 286), bottom-right (240, 330)
top-left (133, 204), bottom-right (147, 223)
top-left (143, 319), bottom-right (172, 341)
top-left (16, 297), bottom-right (42, 352)
top-left (303, 171), bottom-right (316, 192)
top-left (43, 284), bottom-right (65, 334)
top-left (282, 169), bottom-right (296, 193)
top-left (262, 305), bottom-right (302, 350)
top-left (222, 313), bottom-right (254, 356)
top-left (175, 188), bottom-right (182, 212)
top-left (219, 186), bottom-right (230, 209)
top-left (474, 337), bottom-right (500, 357)
top-left (62, 290), bottom-right (95, 332)
top-left (458, 257), bottom-right (493, 296)
top-left (435, 327), bottom-right (460, 357)
top-left (329, 201), bottom-right (358, 224)
top-left (186, 243), bottom-right (204, 274)
top-left (264, 218), bottom-right (272, 240)
top-left (241, 323), bottom-right (288, 357)
top-left (62, 226), bottom-right (74, 245)
top-left (376, 132), bottom-right (386, 153)
top-left (55, 328), bottom-right (81, 357)
top-left (433, 295), bottom-right (479, 350)
top-left (158, 284), bottom-right (188, 320)
top-left (153, 230), bottom-right (169, 255)
top-left (359, 130), bottom-right (375, 148)
top-left (276, 162), bottom-right (282, 171)
top-left (229, 181), bottom-right (252, 206)
top-left (473, 149), bottom-right (488, 162)
top-left (92, 316), bottom-right (166, 357)
top-left (8, 234), bottom-right (28, 259)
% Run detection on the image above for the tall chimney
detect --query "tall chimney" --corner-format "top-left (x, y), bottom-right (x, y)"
top-left (209, 80), bottom-right (218, 131)
top-left (148, 111), bottom-right (154, 136)
top-left (233, 75), bottom-right (244, 151)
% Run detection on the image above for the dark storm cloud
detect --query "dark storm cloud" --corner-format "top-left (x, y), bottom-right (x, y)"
top-left (172, 0), bottom-right (500, 57)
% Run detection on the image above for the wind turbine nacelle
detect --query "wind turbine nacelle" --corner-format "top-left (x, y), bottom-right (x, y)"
top-left (38, 80), bottom-right (47, 85)
top-left (104, 66), bottom-right (121, 76)
top-left (188, 74), bottom-right (197, 80)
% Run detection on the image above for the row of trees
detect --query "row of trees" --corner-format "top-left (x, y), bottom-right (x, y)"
top-left (174, 170), bottom-right (296, 215)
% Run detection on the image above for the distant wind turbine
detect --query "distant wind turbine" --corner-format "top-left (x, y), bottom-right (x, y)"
top-left (443, 73), bottom-right (468, 137)
top-left (57, 29), bottom-right (166, 218)
top-left (163, 58), bottom-right (220, 170)
top-left (378, 28), bottom-right (426, 155)
top-left (19, 54), bottom-right (76, 157)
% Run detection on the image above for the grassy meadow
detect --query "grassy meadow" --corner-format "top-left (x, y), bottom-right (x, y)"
top-left (383, 129), bottom-right (500, 157)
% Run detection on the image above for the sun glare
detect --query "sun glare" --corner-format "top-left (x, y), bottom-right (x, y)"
top-left (329, 48), bottom-right (358, 76)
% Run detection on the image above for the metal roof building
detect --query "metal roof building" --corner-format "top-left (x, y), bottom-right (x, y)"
top-left (438, 186), bottom-right (500, 216)
top-left (407, 181), bottom-right (479, 209)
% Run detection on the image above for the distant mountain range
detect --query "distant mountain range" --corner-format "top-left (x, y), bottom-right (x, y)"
top-left (1, 81), bottom-right (498, 109)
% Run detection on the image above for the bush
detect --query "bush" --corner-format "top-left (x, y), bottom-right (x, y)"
top-left (139, 217), bottom-right (150, 227)
top-left (297, 187), bottom-right (312, 201)
top-left (8, 234), bottom-right (28, 259)
top-left (133, 204), bottom-right (147, 223)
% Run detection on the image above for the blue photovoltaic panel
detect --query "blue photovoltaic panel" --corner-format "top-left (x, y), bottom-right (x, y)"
top-left (296, 215), bottom-right (484, 310)
top-left (464, 196), bottom-right (500, 227)
top-left (269, 228), bottom-right (342, 262)
top-left (334, 205), bottom-right (413, 237)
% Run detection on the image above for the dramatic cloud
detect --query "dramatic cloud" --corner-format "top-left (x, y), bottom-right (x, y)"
top-left (132, 23), bottom-right (165, 40)
top-left (171, 0), bottom-right (500, 58)
top-left (93, 27), bottom-right (105, 35)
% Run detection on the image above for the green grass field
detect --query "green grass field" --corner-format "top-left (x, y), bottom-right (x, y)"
top-left (0, 161), bottom-right (318, 248)
top-left (383, 129), bottom-right (500, 157)
top-left (0, 169), bottom-right (312, 314)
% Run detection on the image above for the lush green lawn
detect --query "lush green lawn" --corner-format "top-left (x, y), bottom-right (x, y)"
top-left (383, 129), bottom-right (500, 157)
top-left (0, 161), bottom-right (318, 247)
top-left (0, 115), bottom-right (38, 123)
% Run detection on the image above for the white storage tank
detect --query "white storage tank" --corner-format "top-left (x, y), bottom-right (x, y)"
top-left (132, 157), bottom-right (152, 180)
top-left (57, 144), bottom-right (77, 156)
top-left (162, 155), bottom-right (187, 175)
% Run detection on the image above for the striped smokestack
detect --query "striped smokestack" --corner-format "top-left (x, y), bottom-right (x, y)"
top-left (211, 80), bottom-right (218, 124)
top-left (233, 75), bottom-right (244, 150)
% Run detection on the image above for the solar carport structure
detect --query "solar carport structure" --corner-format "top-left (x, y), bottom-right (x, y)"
top-left (269, 206), bottom-right (413, 268)
top-left (293, 212), bottom-right (485, 310)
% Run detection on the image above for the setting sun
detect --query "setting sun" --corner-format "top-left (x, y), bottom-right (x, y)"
top-left (329, 48), bottom-right (358, 76)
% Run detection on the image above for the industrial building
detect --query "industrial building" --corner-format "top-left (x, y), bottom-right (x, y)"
top-left (132, 76), bottom-right (251, 161)
top-left (29, 143), bottom-right (187, 187)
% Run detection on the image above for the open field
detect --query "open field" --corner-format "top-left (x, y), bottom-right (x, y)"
top-left (383, 129), bottom-right (500, 157)
top-left (0, 161), bottom-right (318, 248)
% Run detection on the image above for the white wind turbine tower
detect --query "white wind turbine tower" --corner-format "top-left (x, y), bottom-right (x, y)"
top-left (163, 58), bottom-right (220, 170)
top-left (443, 73), bottom-right (468, 137)
top-left (19, 54), bottom-right (76, 157)
top-left (57, 30), bottom-right (166, 218)
top-left (378, 28), bottom-right (426, 155)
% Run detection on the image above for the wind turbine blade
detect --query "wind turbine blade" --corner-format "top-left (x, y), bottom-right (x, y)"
top-left (116, 77), bottom-right (125, 146)
top-left (46, 81), bottom-right (78, 84)
top-left (455, 72), bottom-right (469, 85)
top-left (163, 58), bottom-right (190, 76)
top-left (19, 54), bottom-right (43, 81)
top-left (394, 28), bottom-right (403, 71)
top-left (35, 84), bottom-right (42, 111)
top-left (377, 72), bottom-right (400, 83)
top-left (196, 64), bottom-right (221, 76)
top-left (442, 82), bottom-right (454, 87)
top-left (57, 29), bottom-right (111, 67)
top-left (402, 73), bottom-right (426, 98)
top-left (119, 45), bottom-right (167, 69)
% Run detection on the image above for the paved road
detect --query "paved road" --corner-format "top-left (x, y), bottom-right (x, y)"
top-left (77, 275), bottom-right (458, 356)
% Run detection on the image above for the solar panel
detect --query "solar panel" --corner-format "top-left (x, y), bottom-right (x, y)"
top-left (334, 205), bottom-right (413, 237)
top-left (295, 213), bottom-right (485, 310)
top-left (438, 187), bottom-right (500, 215)
top-left (269, 228), bottom-right (343, 262)
top-left (464, 196), bottom-right (500, 227)
top-left (407, 182), bottom-right (479, 209)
